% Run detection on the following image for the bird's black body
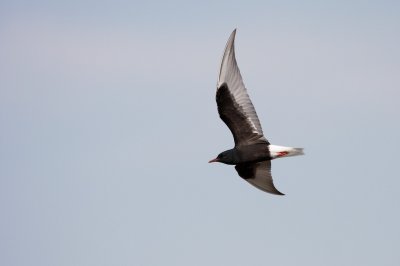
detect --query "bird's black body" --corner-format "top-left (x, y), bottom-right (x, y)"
top-left (216, 143), bottom-right (272, 165)
top-left (209, 29), bottom-right (303, 195)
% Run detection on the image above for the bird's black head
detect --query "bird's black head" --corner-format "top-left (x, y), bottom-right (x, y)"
top-left (208, 150), bottom-right (235, 165)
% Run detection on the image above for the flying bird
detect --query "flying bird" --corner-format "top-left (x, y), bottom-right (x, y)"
top-left (209, 29), bottom-right (304, 195)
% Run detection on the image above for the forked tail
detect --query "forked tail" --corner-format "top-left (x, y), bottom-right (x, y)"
top-left (290, 147), bottom-right (304, 157)
top-left (269, 145), bottom-right (304, 159)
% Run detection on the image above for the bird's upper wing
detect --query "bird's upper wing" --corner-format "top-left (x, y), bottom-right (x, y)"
top-left (235, 161), bottom-right (284, 195)
top-left (216, 29), bottom-right (268, 147)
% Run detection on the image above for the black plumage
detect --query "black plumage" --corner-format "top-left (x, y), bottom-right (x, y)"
top-left (209, 29), bottom-right (303, 195)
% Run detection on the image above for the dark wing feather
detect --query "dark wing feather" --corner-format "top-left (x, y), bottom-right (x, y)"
top-left (235, 161), bottom-right (284, 195)
top-left (217, 84), bottom-right (268, 146)
top-left (216, 29), bottom-right (268, 146)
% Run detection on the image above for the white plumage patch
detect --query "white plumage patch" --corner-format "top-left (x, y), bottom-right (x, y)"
top-left (269, 145), bottom-right (304, 159)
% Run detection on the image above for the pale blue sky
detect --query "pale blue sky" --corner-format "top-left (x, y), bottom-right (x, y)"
top-left (1, 1), bottom-right (400, 265)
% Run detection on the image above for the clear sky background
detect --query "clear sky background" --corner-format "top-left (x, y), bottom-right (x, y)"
top-left (1, 1), bottom-right (400, 265)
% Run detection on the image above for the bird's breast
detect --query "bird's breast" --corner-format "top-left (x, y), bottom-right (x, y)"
top-left (234, 143), bottom-right (271, 164)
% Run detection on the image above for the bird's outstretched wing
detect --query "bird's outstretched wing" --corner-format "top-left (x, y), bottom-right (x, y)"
top-left (235, 161), bottom-right (284, 195)
top-left (216, 29), bottom-right (268, 147)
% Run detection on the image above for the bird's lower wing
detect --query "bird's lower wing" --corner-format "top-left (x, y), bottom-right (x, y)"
top-left (235, 161), bottom-right (284, 195)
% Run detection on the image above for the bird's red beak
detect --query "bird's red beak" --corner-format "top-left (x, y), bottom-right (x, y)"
top-left (208, 158), bottom-right (219, 163)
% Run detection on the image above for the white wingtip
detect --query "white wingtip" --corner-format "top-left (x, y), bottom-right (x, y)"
top-left (217, 29), bottom-right (237, 87)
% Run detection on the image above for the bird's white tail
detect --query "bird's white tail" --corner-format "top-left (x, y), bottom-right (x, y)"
top-left (269, 145), bottom-right (304, 159)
